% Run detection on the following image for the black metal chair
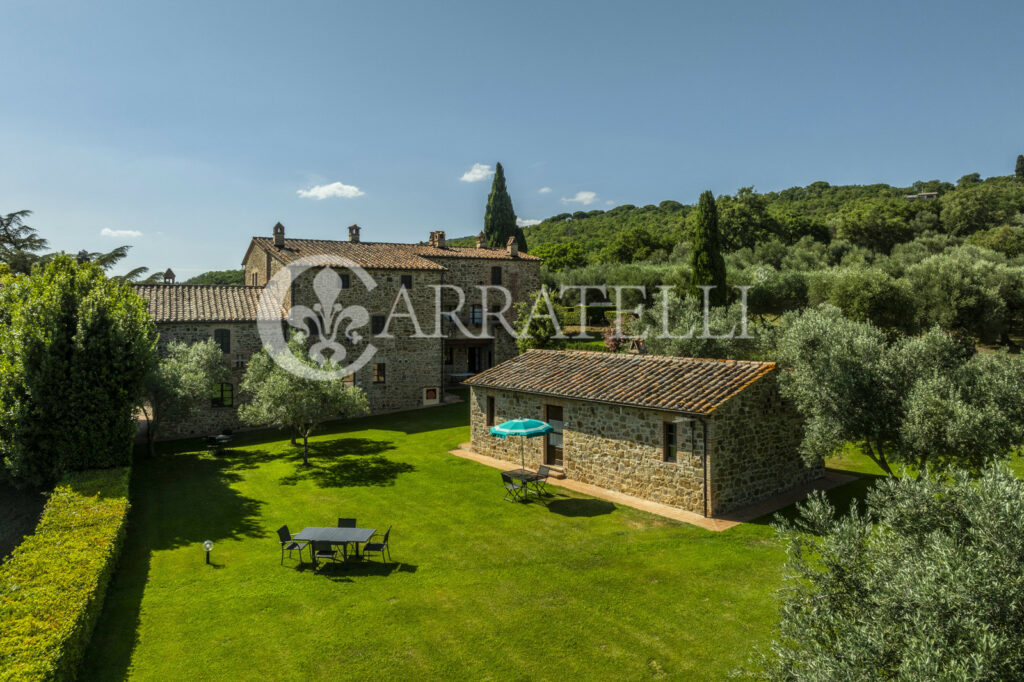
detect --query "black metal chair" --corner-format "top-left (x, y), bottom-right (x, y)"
top-left (534, 465), bottom-right (552, 496)
top-left (312, 541), bottom-right (339, 572)
top-left (363, 526), bottom-right (392, 564)
top-left (336, 518), bottom-right (357, 559)
top-left (501, 471), bottom-right (525, 502)
top-left (277, 525), bottom-right (308, 565)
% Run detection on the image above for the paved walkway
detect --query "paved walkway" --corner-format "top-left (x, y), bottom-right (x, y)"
top-left (450, 444), bottom-right (857, 532)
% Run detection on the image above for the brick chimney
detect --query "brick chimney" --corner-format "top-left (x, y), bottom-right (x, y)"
top-left (428, 230), bottom-right (447, 248)
top-left (348, 224), bottom-right (361, 243)
top-left (476, 232), bottom-right (486, 249)
top-left (506, 236), bottom-right (519, 258)
top-left (273, 222), bottom-right (285, 248)
top-left (163, 268), bottom-right (176, 284)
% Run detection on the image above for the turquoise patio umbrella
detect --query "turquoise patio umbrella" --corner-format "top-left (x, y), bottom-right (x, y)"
top-left (490, 418), bottom-right (553, 470)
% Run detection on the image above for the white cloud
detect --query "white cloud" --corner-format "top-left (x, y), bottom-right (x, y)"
top-left (538, 187), bottom-right (552, 194)
top-left (459, 163), bottom-right (494, 182)
top-left (297, 181), bottom-right (365, 199)
top-left (561, 191), bottom-right (598, 206)
top-left (605, 200), bottom-right (614, 205)
top-left (101, 228), bottom-right (142, 238)
top-left (517, 218), bottom-right (541, 227)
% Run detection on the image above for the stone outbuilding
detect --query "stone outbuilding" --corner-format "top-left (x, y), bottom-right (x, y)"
top-left (465, 349), bottom-right (821, 517)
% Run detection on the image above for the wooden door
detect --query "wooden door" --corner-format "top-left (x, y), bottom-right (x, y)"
top-left (545, 405), bottom-right (563, 466)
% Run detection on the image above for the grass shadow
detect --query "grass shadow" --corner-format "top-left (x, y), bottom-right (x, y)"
top-left (81, 451), bottom-right (267, 679)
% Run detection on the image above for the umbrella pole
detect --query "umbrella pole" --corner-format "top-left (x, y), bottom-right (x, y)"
top-left (520, 436), bottom-right (525, 470)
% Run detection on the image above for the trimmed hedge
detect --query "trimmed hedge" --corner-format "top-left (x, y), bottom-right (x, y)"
top-left (0, 468), bottom-right (130, 681)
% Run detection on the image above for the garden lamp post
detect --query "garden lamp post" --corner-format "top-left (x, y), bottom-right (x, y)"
top-left (203, 540), bottom-right (213, 565)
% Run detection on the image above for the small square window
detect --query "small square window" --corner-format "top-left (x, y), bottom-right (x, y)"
top-left (373, 363), bottom-right (386, 383)
top-left (339, 273), bottom-right (350, 289)
top-left (486, 396), bottom-right (495, 426)
top-left (371, 315), bottom-right (386, 335)
top-left (491, 266), bottom-right (502, 285)
top-left (211, 383), bottom-right (234, 408)
top-left (400, 274), bottom-right (413, 289)
top-left (469, 305), bottom-right (483, 325)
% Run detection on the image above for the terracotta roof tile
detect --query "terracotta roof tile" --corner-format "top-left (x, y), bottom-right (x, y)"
top-left (464, 349), bottom-right (776, 415)
top-left (250, 237), bottom-right (541, 269)
top-left (133, 284), bottom-right (269, 323)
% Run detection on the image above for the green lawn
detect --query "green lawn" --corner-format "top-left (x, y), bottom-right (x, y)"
top-left (81, 400), bottom-right (941, 681)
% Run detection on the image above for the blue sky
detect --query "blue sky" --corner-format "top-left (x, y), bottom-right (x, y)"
top-left (2, 1), bottom-right (1022, 277)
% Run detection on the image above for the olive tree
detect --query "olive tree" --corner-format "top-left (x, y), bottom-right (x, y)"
top-left (141, 339), bottom-right (230, 455)
top-left (239, 333), bottom-right (369, 465)
top-left (776, 306), bottom-right (1024, 476)
top-left (746, 465), bottom-right (1024, 680)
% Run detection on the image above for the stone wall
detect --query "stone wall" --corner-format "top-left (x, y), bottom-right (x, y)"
top-left (707, 374), bottom-right (820, 515)
top-left (153, 321), bottom-right (264, 439)
top-left (469, 387), bottom-right (707, 513)
top-left (469, 373), bottom-right (817, 517)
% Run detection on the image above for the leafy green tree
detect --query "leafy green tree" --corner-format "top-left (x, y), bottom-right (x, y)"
top-left (717, 187), bottom-right (776, 250)
top-left (531, 242), bottom-right (586, 272)
top-left (830, 197), bottom-right (912, 253)
top-left (807, 267), bottom-right (918, 335)
top-left (776, 306), bottom-right (1024, 476)
top-left (689, 190), bottom-right (728, 305)
top-left (957, 172), bottom-right (981, 187)
top-left (904, 249), bottom-right (1017, 343)
top-left (638, 289), bottom-right (765, 360)
top-left (483, 162), bottom-right (527, 251)
top-left (513, 290), bottom-right (568, 352)
top-left (184, 269), bottom-right (246, 285)
top-left (939, 177), bottom-right (1024, 235)
top-left (0, 255), bottom-right (156, 485)
top-left (967, 221), bottom-right (1024, 257)
top-left (747, 465), bottom-right (1024, 681)
top-left (239, 334), bottom-right (369, 465)
top-left (141, 339), bottom-right (230, 455)
top-left (597, 226), bottom-right (672, 264)
top-left (0, 210), bottom-right (48, 275)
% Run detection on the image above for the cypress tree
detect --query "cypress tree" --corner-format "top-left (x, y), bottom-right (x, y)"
top-left (1016, 154), bottom-right (1024, 180)
top-left (483, 162), bottom-right (527, 251)
top-left (690, 190), bottom-right (728, 306)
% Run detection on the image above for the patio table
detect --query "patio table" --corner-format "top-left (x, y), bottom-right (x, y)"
top-left (505, 468), bottom-right (545, 497)
top-left (291, 526), bottom-right (376, 565)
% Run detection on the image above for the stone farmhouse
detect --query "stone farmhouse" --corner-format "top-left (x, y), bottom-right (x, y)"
top-left (134, 224), bottom-right (542, 439)
top-left (465, 349), bottom-right (821, 516)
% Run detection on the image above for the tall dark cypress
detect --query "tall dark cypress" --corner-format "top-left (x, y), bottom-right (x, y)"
top-left (689, 190), bottom-right (728, 306)
top-left (1016, 154), bottom-right (1024, 180)
top-left (483, 163), bottom-right (527, 251)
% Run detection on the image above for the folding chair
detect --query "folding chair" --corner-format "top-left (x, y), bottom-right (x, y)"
top-left (534, 465), bottom-right (552, 496)
top-left (277, 525), bottom-right (308, 565)
top-left (501, 471), bottom-right (526, 502)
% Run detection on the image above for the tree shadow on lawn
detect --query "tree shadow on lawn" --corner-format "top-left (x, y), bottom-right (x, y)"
top-left (271, 439), bottom-right (415, 488)
top-left (81, 451), bottom-right (267, 680)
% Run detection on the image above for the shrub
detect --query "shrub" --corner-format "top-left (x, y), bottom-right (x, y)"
top-left (0, 467), bottom-right (130, 681)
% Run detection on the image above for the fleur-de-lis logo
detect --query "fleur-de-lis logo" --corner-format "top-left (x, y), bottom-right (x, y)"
top-left (288, 268), bottom-right (369, 366)
top-left (258, 255), bottom-right (378, 381)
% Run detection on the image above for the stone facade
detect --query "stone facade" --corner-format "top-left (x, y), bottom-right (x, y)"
top-left (468, 372), bottom-right (820, 517)
top-left (143, 226), bottom-right (542, 439)
top-left (153, 321), bottom-right (263, 439)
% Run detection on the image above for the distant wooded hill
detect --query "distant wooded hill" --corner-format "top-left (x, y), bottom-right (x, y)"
top-left (183, 269), bottom-right (244, 285)
top-left (450, 174), bottom-right (1024, 265)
